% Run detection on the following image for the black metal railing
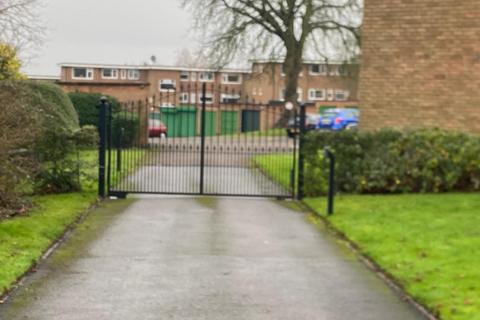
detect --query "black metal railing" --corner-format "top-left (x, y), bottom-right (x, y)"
top-left (99, 83), bottom-right (304, 199)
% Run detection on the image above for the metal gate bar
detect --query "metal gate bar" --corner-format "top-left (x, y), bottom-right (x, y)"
top-left (99, 83), bottom-right (304, 199)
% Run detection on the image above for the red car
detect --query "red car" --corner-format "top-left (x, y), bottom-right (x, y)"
top-left (149, 119), bottom-right (168, 138)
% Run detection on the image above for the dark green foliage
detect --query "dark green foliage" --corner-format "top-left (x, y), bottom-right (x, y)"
top-left (0, 81), bottom-right (83, 210)
top-left (111, 113), bottom-right (139, 148)
top-left (26, 81), bottom-right (80, 131)
top-left (304, 128), bottom-right (480, 196)
top-left (68, 92), bottom-right (120, 127)
top-left (75, 125), bottom-right (99, 149)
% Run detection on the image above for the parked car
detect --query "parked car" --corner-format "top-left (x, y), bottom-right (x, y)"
top-left (149, 119), bottom-right (168, 138)
top-left (285, 114), bottom-right (322, 138)
top-left (316, 108), bottom-right (359, 131)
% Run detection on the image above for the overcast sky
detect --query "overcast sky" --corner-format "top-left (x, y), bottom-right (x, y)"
top-left (24, 0), bottom-right (195, 76)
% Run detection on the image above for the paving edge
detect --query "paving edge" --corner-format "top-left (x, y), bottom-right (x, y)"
top-left (0, 197), bottom-right (102, 304)
top-left (297, 201), bottom-right (440, 320)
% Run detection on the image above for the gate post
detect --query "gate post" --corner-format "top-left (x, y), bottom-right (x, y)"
top-left (297, 103), bottom-right (306, 200)
top-left (199, 83), bottom-right (207, 194)
top-left (98, 97), bottom-right (109, 198)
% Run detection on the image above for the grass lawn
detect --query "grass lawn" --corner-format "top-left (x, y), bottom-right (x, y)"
top-left (0, 150), bottom-right (99, 297)
top-left (0, 192), bottom-right (97, 296)
top-left (253, 153), bottom-right (480, 319)
top-left (307, 194), bottom-right (480, 320)
top-left (252, 154), bottom-right (296, 190)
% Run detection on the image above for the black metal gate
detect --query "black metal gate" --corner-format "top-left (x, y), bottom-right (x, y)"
top-left (99, 83), bottom-right (303, 199)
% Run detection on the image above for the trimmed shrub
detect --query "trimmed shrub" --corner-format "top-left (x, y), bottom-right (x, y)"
top-left (68, 92), bottom-right (121, 127)
top-left (75, 125), bottom-right (99, 149)
top-left (111, 113), bottom-right (139, 148)
top-left (0, 81), bottom-right (82, 212)
top-left (304, 128), bottom-right (480, 196)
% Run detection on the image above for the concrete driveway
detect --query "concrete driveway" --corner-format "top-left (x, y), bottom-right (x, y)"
top-left (0, 197), bottom-right (425, 320)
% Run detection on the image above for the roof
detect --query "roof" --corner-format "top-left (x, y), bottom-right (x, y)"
top-left (249, 58), bottom-right (358, 65)
top-left (27, 75), bottom-right (60, 80)
top-left (57, 62), bottom-right (251, 74)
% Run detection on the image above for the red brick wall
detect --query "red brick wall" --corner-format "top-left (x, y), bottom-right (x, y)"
top-left (359, 0), bottom-right (480, 133)
top-left (61, 84), bottom-right (150, 103)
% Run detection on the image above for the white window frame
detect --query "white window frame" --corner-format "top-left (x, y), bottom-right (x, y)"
top-left (335, 89), bottom-right (350, 101)
top-left (200, 92), bottom-right (214, 104)
top-left (160, 102), bottom-right (175, 108)
top-left (326, 89), bottom-right (335, 101)
top-left (220, 93), bottom-right (241, 103)
top-left (101, 68), bottom-right (118, 79)
top-left (308, 88), bottom-right (326, 101)
top-left (127, 69), bottom-right (140, 80)
top-left (179, 92), bottom-right (189, 103)
top-left (191, 72), bottom-right (197, 81)
top-left (280, 88), bottom-right (303, 102)
top-left (72, 68), bottom-right (94, 80)
top-left (120, 69), bottom-right (127, 80)
top-left (309, 64), bottom-right (327, 76)
top-left (222, 73), bottom-right (242, 84)
top-left (199, 72), bottom-right (214, 82)
top-left (180, 71), bottom-right (189, 81)
top-left (159, 79), bottom-right (176, 92)
top-left (190, 93), bottom-right (197, 104)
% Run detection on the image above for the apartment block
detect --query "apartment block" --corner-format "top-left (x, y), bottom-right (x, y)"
top-left (57, 60), bottom-right (359, 112)
top-left (359, 0), bottom-right (480, 133)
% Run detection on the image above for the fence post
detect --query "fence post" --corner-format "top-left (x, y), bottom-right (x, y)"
top-left (98, 97), bottom-right (108, 198)
top-left (199, 83), bottom-right (207, 194)
top-left (297, 103), bottom-right (306, 200)
top-left (324, 148), bottom-right (336, 215)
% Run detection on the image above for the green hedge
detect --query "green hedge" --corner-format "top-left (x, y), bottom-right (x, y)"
top-left (304, 129), bottom-right (480, 196)
top-left (68, 92), bottom-right (120, 127)
top-left (0, 81), bottom-right (83, 214)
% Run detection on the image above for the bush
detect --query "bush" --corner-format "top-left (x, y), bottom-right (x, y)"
top-left (75, 125), bottom-right (99, 149)
top-left (0, 81), bottom-right (82, 213)
top-left (111, 113), bottom-right (139, 148)
top-left (304, 128), bottom-right (480, 196)
top-left (68, 92), bottom-right (121, 127)
top-left (0, 83), bottom-right (38, 217)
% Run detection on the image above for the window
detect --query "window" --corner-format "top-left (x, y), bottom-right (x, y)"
top-left (161, 102), bottom-right (175, 108)
top-left (102, 68), bottom-right (118, 79)
top-left (120, 69), bottom-right (127, 79)
top-left (72, 68), bottom-right (93, 80)
top-left (180, 71), bottom-right (189, 81)
top-left (190, 93), bottom-right (196, 104)
top-left (220, 93), bottom-right (240, 103)
top-left (222, 73), bottom-right (242, 84)
top-left (280, 88), bottom-right (303, 101)
top-left (127, 69), bottom-right (140, 80)
top-left (308, 89), bottom-right (326, 101)
top-left (199, 72), bottom-right (214, 82)
top-left (326, 89), bottom-right (335, 101)
top-left (191, 72), bottom-right (197, 81)
top-left (309, 64), bottom-right (327, 75)
top-left (159, 79), bottom-right (176, 91)
top-left (179, 92), bottom-right (189, 103)
top-left (200, 92), bottom-right (214, 104)
top-left (335, 90), bottom-right (350, 101)
top-left (338, 65), bottom-right (348, 76)
top-left (329, 65), bottom-right (348, 76)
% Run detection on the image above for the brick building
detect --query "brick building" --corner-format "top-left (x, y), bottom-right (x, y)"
top-left (57, 60), bottom-right (359, 111)
top-left (359, 0), bottom-right (480, 133)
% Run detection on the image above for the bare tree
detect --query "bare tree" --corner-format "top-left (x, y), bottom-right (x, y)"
top-left (182, 0), bottom-right (362, 104)
top-left (175, 48), bottom-right (210, 68)
top-left (0, 0), bottom-right (44, 52)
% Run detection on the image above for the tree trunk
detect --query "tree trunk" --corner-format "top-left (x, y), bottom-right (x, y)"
top-left (277, 38), bottom-right (304, 126)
